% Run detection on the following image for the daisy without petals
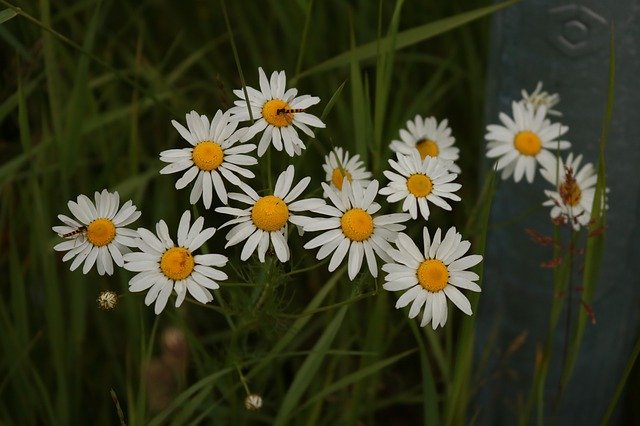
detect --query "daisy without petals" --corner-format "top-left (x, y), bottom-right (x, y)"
top-left (53, 190), bottom-right (141, 276)
top-left (485, 101), bottom-right (570, 183)
top-left (124, 211), bottom-right (228, 315)
top-left (383, 227), bottom-right (482, 330)
top-left (540, 153), bottom-right (602, 230)
top-left (230, 67), bottom-right (326, 157)
top-left (322, 147), bottom-right (372, 193)
top-left (304, 179), bottom-right (411, 280)
top-left (379, 151), bottom-right (461, 221)
top-left (521, 81), bottom-right (561, 117)
top-left (160, 109), bottom-right (257, 209)
top-left (216, 165), bottom-right (325, 263)
top-left (389, 115), bottom-right (461, 174)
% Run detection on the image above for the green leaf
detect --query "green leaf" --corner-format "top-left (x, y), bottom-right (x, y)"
top-left (0, 8), bottom-right (17, 25)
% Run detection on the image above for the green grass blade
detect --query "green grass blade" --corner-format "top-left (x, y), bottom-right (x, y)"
top-left (371, 0), bottom-right (403, 174)
top-left (320, 79), bottom-right (347, 122)
top-left (445, 168), bottom-right (496, 426)
top-left (297, 0), bottom-right (519, 79)
top-left (601, 330), bottom-right (640, 425)
top-left (557, 24), bottom-right (614, 399)
top-left (274, 305), bottom-right (349, 425)
top-left (410, 322), bottom-right (440, 426)
top-left (295, 348), bottom-right (416, 414)
top-left (148, 367), bottom-right (235, 426)
top-left (0, 7), bottom-right (17, 24)
top-left (294, 0), bottom-right (313, 77)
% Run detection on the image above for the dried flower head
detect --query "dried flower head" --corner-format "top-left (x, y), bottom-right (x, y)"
top-left (244, 394), bottom-right (263, 411)
top-left (97, 291), bottom-right (118, 310)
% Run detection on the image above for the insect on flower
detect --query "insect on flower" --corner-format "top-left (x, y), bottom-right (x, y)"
top-left (276, 108), bottom-right (305, 115)
top-left (59, 225), bottom-right (87, 239)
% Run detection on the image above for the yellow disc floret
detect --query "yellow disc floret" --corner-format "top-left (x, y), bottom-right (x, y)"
top-left (415, 139), bottom-right (439, 159)
top-left (86, 218), bottom-right (116, 247)
top-left (417, 259), bottom-right (449, 292)
top-left (340, 208), bottom-right (374, 242)
top-left (331, 168), bottom-right (353, 190)
top-left (406, 174), bottom-right (433, 197)
top-left (192, 141), bottom-right (224, 171)
top-left (513, 131), bottom-right (542, 156)
top-left (251, 195), bottom-right (289, 232)
top-left (160, 247), bottom-right (195, 281)
top-left (262, 99), bottom-right (294, 127)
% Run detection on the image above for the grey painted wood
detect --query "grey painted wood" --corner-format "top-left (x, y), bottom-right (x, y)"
top-left (477, 1), bottom-right (640, 423)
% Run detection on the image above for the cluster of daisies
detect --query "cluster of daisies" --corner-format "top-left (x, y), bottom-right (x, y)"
top-left (485, 82), bottom-right (606, 230)
top-left (53, 67), bottom-right (484, 329)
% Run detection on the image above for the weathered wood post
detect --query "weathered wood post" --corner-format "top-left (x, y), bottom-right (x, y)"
top-left (478, 1), bottom-right (639, 423)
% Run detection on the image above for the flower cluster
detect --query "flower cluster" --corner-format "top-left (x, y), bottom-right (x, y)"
top-left (485, 82), bottom-right (608, 229)
top-left (52, 67), bottom-right (484, 329)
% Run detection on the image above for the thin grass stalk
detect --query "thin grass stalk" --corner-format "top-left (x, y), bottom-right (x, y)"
top-left (445, 168), bottom-right (496, 425)
top-left (556, 26), bottom-right (614, 400)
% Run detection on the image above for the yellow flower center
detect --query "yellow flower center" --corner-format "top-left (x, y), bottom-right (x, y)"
top-left (331, 168), bottom-right (353, 190)
top-left (192, 141), bottom-right (224, 171)
top-left (340, 208), bottom-right (374, 242)
top-left (513, 131), bottom-right (542, 156)
top-left (406, 174), bottom-right (433, 197)
top-left (262, 99), bottom-right (294, 127)
top-left (417, 259), bottom-right (449, 292)
top-left (160, 247), bottom-right (195, 281)
top-left (86, 218), bottom-right (116, 247)
top-left (251, 195), bottom-right (289, 232)
top-left (415, 139), bottom-right (439, 159)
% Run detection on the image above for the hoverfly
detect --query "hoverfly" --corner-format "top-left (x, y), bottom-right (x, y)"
top-left (59, 226), bottom-right (87, 239)
top-left (276, 108), bottom-right (305, 115)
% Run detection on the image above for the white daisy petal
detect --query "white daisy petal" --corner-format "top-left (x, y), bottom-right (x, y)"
top-left (271, 231), bottom-right (289, 262)
top-left (408, 290), bottom-right (428, 319)
top-left (328, 238), bottom-right (350, 272)
top-left (188, 227), bottom-right (216, 252)
top-left (154, 280), bottom-right (174, 315)
top-left (443, 285), bottom-right (472, 315)
top-left (396, 286), bottom-right (422, 309)
top-left (347, 242), bottom-right (364, 280)
top-left (177, 210), bottom-right (191, 247)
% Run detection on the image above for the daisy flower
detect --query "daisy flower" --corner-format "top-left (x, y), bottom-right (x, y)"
top-left (215, 165), bottom-right (325, 263)
top-left (540, 153), bottom-right (603, 230)
top-left (160, 109), bottom-right (257, 208)
top-left (485, 101), bottom-right (570, 183)
top-left (389, 115), bottom-right (461, 174)
top-left (303, 179), bottom-right (411, 280)
top-left (322, 147), bottom-right (372, 193)
top-left (123, 210), bottom-right (228, 315)
top-left (53, 190), bottom-right (141, 276)
top-left (521, 81), bottom-right (561, 116)
top-left (230, 67), bottom-right (326, 157)
top-left (383, 227), bottom-right (482, 329)
top-left (379, 151), bottom-right (461, 221)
